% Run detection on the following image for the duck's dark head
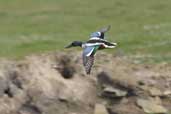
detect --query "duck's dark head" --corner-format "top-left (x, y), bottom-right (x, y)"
top-left (65, 41), bottom-right (83, 48)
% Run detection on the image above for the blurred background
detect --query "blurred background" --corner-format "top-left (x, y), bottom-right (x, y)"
top-left (0, 0), bottom-right (171, 62)
top-left (0, 1), bottom-right (171, 114)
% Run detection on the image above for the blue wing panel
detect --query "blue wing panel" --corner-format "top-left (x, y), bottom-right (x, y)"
top-left (83, 46), bottom-right (95, 57)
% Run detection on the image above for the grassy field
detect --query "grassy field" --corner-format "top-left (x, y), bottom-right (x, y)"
top-left (0, 0), bottom-right (171, 62)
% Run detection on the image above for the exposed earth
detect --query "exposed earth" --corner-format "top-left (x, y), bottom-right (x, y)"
top-left (0, 51), bottom-right (170, 114)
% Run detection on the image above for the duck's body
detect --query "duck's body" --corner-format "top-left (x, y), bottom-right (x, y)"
top-left (65, 25), bottom-right (117, 74)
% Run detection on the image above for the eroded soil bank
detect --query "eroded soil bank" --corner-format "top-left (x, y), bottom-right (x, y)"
top-left (0, 52), bottom-right (170, 114)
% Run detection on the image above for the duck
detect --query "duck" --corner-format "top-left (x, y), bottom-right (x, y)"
top-left (65, 25), bottom-right (117, 74)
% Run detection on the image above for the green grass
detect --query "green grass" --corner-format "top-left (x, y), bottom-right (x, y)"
top-left (0, 0), bottom-right (171, 62)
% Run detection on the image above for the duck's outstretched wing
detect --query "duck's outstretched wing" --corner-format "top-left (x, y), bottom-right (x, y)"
top-left (90, 25), bottom-right (111, 40)
top-left (99, 25), bottom-right (111, 33)
top-left (82, 46), bottom-right (96, 74)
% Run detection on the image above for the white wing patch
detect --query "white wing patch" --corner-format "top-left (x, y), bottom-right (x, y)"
top-left (85, 43), bottom-right (104, 47)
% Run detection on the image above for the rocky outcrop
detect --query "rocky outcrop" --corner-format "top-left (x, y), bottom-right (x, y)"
top-left (96, 66), bottom-right (171, 114)
top-left (137, 98), bottom-right (167, 114)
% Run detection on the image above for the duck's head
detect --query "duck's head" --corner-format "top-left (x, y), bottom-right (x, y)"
top-left (65, 41), bottom-right (83, 48)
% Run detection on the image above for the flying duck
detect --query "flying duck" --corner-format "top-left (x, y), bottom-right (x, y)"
top-left (65, 25), bottom-right (117, 74)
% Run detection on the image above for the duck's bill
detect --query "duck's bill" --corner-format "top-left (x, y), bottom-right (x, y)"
top-left (65, 45), bottom-right (72, 48)
top-left (65, 44), bottom-right (72, 48)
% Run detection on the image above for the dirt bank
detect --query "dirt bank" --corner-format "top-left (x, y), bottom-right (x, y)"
top-left (0, 51), bottom-right (170, 114)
